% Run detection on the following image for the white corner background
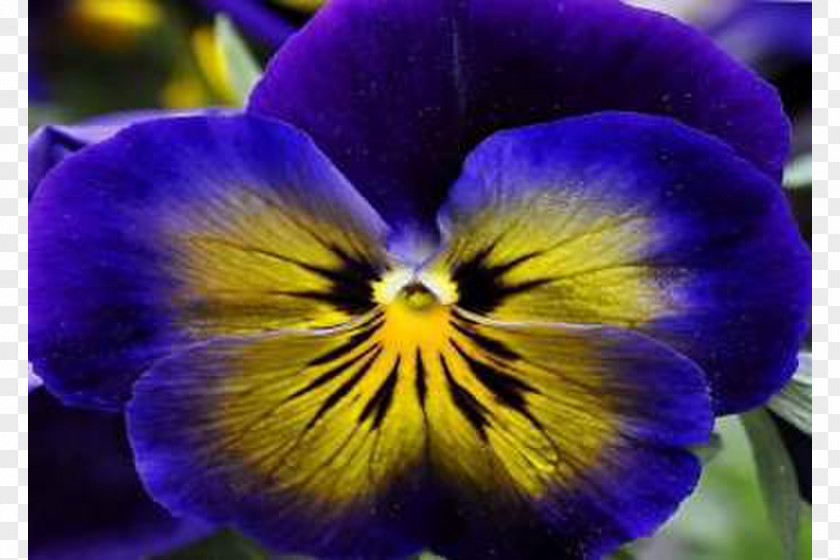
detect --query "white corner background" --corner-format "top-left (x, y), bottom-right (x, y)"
top-left (4, 0), bottom-right (26, 558)
top-left (812, 1), bottom-right (831, 559)
top-left (11, 1), bottom-right (823, 560)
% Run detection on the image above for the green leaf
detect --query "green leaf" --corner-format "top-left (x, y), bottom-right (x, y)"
top-left (768, 352), bottom-right (812, 435)
top-left (151, 529), bottom-right (283, 560)
top-left (214, 15), bottom-right (262, 105)
top-left (28, 105), bottom-right (70, 132)
top-left (608, 548), bottom-right (637, 559)
top-left (783, 154), bottom-right (812, 190)
top-left (691, 431), bottom-right (723, 465)
top-left (742, 409), bottom-right (801, 560)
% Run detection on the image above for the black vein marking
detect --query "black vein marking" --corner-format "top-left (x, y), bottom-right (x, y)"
top-left (305, 316), bottom-right (382, 367)
top-left (451, 341), bottom-right (536, 415)
top-left (415, 349), bottom-right (428, 409)
top-left (288, 344), bottom-right (381, 401)
top-left (233, 190), bottom-right (381, 265)
top-left (313, 242), bottom-right (384, 315)
top-left (197, 237), bottom-right (381, 315)
top-left (359, 357), bottom-right (401, 430)
top-left (305, 347), bottom-right (383, 430)
top-left (450, 243), bottom-right (550, 314)
top-left (440, 355), bottom-right (490, 440)
top-left (451, 321), bottom-right (520, 361)
top-left (273, 243), bottom-right (381, 314)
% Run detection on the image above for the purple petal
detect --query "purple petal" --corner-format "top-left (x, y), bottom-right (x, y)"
top-left (28, 367), bottom-right (43, 393)
top-left (29, 109), bottom-right (231, 200)
top-left (249, 0), bottom-right (790, 228)
top-left (30, 388), bottom-right (209, 560)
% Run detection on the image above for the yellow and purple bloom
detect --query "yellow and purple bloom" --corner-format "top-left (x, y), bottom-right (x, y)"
top-left (30, 0), bottom-right (810, 558)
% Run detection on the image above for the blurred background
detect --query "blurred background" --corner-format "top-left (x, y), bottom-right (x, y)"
top-left (30, 0), bottom-right (306, 122)
top-left (29, 1), bottom-right (812, 559)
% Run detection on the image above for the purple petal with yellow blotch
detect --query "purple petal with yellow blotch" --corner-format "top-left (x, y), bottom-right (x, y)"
top-left (127, 316), bottom-right (711, 559)
top-left (435, 112), bottom-right (810, 414)
top-left (30, 114), bottom-right (389, 410)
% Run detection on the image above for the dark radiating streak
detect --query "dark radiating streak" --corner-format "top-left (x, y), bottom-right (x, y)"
top-left (450, 242), bottom-right (549, 314)
top-left (195, 237), bottom-right (362, 286)
top-left (493, 278), bottom-right (554, 299)
top-left (440, 355), bottom-right (490, 440)
top-left (305, 347), bottom-right (383, 430)
top-left (450, 341), bottom-right (536, 414)
top-left (272, 287), bottom-right (373, 315)
top-left (349, 310), bottom-right (385, 331)
top-left (415, 349), bottom-right (428, 409)
top-left (451, 320), bottom-right (520, 361)
top-left (288, 344), bottom-right (381, 401)
top-left (306, 317), bottom-right (382, 367)
top-left (182, 237), bottom-right (380, 314)
top-left (491, 249), bottom-right (546, 276)
top-left (358, 357), bottom-right (401, 430)
top-left (230, 237), bottom-right (381, 315)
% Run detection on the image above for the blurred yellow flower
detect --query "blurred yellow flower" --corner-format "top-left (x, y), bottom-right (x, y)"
top-left (162, 25), bottom-right (238, 109)
top-left (68, 0), bottom-right (163, 48)
top-left (271, 0), bottom-right (325, 13)
top-left (161, 72), bottom-right (208, 110)
top-left (192, 26), bottom-right (238, 104)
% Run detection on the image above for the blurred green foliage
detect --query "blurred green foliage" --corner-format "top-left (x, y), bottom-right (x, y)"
top-left (31, 1), bottom-right (274, 120)
top-left (153, 530), bottom-right (275, 560)
top-left (627, 418), bottom-right (811, 560)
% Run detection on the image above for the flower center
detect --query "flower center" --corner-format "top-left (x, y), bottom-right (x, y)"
top-left (372, 268), bottom-right (458, 307)
top-left (397, 282), bottom-right (438, 311)
top-left (370, 268), bottom-right (458, 352)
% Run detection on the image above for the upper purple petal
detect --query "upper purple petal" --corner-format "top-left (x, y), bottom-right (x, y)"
top-left (249, 0), bottom-right (790, 228)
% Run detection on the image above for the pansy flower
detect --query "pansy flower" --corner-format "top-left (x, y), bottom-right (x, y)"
top-left (30, 0), bottom-right (810, 558)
